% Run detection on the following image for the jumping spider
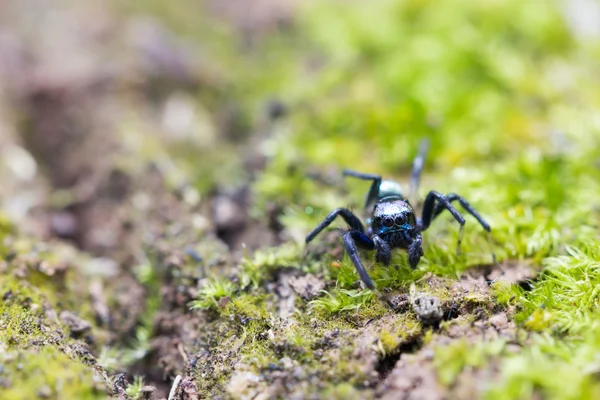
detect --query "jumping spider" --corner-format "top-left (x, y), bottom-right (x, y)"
top-left (305, 140), bottom-right (494, 290)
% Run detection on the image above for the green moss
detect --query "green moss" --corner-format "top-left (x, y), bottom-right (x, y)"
top-left (0, 276), bottom-right (106, 399)
top-left (0, 346), bottom-right (103, 400)
top-left (239, 242), bottom-right (312, 289)
top-left (125, 376), bottom-right (146, 400)
top-left (310, 289), bottom-right (377, 316)
top-left (512, 242), bottom-right (600, 333)
top-left (490, 281), bottom-right (524, 307)
top-left (224, 294), bottom-right (272, 321)
top-left (321, 382), bottom-right (365, 400)
top-left (0, 303), bottom-right (47, 347)
top-left (481, 242), bottom-right (600, 398)
top-left (190, 278), bottom-right (236, 310)
top-left (378, 315), bottom-right (421, 356)
top-left (434, 339), bottom-right (506, 387)
top-left (486, 325), bottom-right (600, 400)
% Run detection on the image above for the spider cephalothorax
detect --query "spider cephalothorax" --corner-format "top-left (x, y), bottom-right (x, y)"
top-left (305, 140), bottom-right (494, 290)
top-left (372, 200), bottom-right (417, 245)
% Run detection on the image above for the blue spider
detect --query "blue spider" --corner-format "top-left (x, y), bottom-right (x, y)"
top-left (305, 141), bottom-right (493, 289)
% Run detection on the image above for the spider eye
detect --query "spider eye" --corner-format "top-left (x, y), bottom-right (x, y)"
top-left (383, 217), bottom-right (394, 227)
top-left (395, 215), bottom-right (405, 225)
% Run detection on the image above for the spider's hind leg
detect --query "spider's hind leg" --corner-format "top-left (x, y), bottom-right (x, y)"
top-left (409, 139), bottom-right (430, 201)
top-left (343, 169), bottom-right (382, 211)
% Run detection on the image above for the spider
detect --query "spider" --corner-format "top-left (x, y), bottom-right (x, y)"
top-left (305, 140), bottom-right (494, 289)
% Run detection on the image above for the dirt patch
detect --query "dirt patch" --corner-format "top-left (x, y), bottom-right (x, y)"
top-left (377, 309), bottom-right (518, 400)
top-left (60, 311), bottom-right (93, 339)
top-left (378, 353), bottom-right (444, 400)
top-left (485, 261), bottom-right (539, 290)
top-left (289, 273), bottom-right (326, 301)
top-left (369, 263), bottom-right (525, 400)
top-left (211, 187), bottom-right (281, 256)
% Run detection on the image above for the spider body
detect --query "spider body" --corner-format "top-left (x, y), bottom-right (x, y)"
top-left (372, 199), bottom-right (415, 237)
top-left (305, 140), bottom-right (493, 290)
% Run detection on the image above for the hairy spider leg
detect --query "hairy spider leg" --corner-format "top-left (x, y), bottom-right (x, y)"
top-left (305, 208), bottom-right (365, 243)
top-left (431, 193), bottom-right (489, 231)
top-left (419, 191), bottom-right (466, 256)
top-left (342, 169), bottom-right (382, 211)
top-left (407, 233), bottom-right (424, 268)
top-left (342, 230), bottom-right (376, 289)
top-left (431, 193), bottom-right (496, 263)
top-left (306, 208), bottom-right (379, 288)
top-left (372, 235), bottom-right (392, 265)
top-left (409, 139), bottom-right (431, 201)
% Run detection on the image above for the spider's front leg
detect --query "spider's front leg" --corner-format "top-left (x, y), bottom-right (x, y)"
top-left (425, 192), bottom-right (496, 263)
top-left (431, 193), bottom-right (491, 232)
top-left (342, 230), bottom-right (376, 290)
top-left (407, 233), bottom-right (424, 269)
top-left (306, 208), bottom-right (377, 289)
top-left (421, 191), bottom-right (496, 263)
top-left (372, 235), bottom-right (392, 266)
top-left (420, 191), bottom-right (466, 255)
top-left (374, 233), bottom-right (423, 269)
top-left (305, 208), bottom-right (365, 243)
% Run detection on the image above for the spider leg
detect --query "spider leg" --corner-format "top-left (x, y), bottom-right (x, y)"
top-left (374, 232), bottom-right (423, 269)
top-left (432, 193), bottom-right (496, 263)
top-left (407, 233), bottom-right (424, 269)
top-left (305, 208), bottom-right (365, 243)
top-left (372, 235), bottom-right (392, 266)
top-left (409, 139), bottom-right (430, 201)
top-left (420, 191), bottom-right (466, 256)
top-left (432, 193), bottom-right (490, 231)
top-left (343, 169), bottom-right (382, 211)
top-left (342, 230), bottom-right (376, 289)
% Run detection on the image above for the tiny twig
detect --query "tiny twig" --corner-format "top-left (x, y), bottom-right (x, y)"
top-left (168, 375), bottom-right (182, 400)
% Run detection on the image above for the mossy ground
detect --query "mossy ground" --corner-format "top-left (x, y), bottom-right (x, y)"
top-left (0, 226), bottom-right (109, 399)
top-left (1, 0), bottom-right (600, 399)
